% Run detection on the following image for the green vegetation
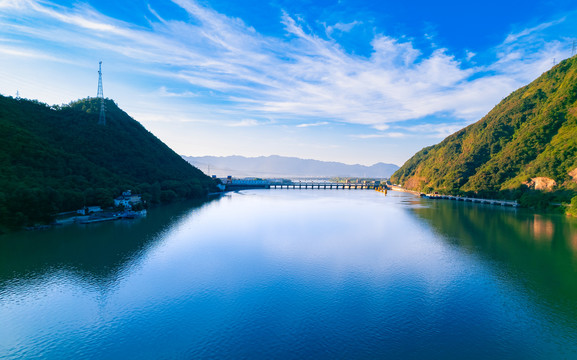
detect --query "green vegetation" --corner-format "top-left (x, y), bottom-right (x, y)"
top-left (390, 56), bottom-right (577, 209)
top-left (567, 196), bottom-right (577, 217)
top-left (0, 95), bottom-right (216, 231)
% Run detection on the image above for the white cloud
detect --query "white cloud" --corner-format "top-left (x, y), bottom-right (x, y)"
top-left (352, 132), bottom-right (407, 139)
top-left (227, 119), bottom-right (261, 127)
top-left (0, 0), bottom-right (33, 10)
top-left (0, 0), bottom-right (574, 134)
top-left (397, 122), bottom-right (469, 139)
top-left (385, 132), bottom-right (406, 138)
top-left (334, 20), bottom-right (360, 32)
top-left (373, 124), bottom-right (390, 131)
top-left (157, 86), bottom-right (198, 97)
top-left (296, 122), bottom-right (329, 128)
top-left (326, 20), bottom-right (361, 36)
top-left (0, 46), bottom-right (61, 61)
top-left (503, 18), bottom-right (565, 44)
top-left (351, 134), bottom-right (386, 139)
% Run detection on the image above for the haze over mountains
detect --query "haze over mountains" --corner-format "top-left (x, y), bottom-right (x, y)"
top-left (391, 56), bottom-right (577, 199)
top-left (182, 155), bottom-right (399, 178)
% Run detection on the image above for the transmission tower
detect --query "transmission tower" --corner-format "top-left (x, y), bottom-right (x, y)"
top-left (97, 61), bottom-right (106, 125)
top-left (572, 40), bottom-right (576, 57)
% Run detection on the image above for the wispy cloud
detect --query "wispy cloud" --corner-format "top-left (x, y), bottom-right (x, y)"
top-left (296, 122), bottom-right (329, 128)
top-left (352, 132), bottom-right (406, 139)
top-left (325, 20), bottom-right (361, 36)
top-left (400, 122), bottom-right (468, 139)
top-left (157, 86), bottom-right (198, 98)
top-left (503, 18), bottom-right (565, 44)
top-left (0, 46), bottom-right (63, 61)
top-left (351, 134), bottom-right (386, 139)
top-left (352, 119), bottom-right (471, 140)
top-left (227, 119), bottom-right (261, 127)
top-left (0, 0), bottom-right (573, 135)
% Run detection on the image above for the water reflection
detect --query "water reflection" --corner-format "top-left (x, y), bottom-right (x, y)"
top-left (0, 198), bottom-right (215, 288)
top-left (411, 199), bottom-right (577, 316)
top-left (2, 191), bottom-right (577, 359)
top-left (531, 214), bottom-right (555, 241)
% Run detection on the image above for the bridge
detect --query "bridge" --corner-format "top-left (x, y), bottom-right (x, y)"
top-left (221, 181), bottom-right (517, 207)
top-left (270, 182), bottom-right (381, 190)
top-left (222, 179), bottom-right (385, 191)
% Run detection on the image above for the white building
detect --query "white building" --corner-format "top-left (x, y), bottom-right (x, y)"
top-left (114, 190), bottom-right (142, 209)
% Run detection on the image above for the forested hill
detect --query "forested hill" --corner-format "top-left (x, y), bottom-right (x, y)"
top-left (0, 95), bottom-right (215, 231)
top-left (390, 56), bottom-right (577, 201)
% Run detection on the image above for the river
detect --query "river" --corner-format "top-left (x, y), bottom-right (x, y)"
top-left (1, 190), bottom-right (577, 359)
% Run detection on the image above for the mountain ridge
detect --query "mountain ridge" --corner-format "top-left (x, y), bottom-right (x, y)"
top-left (182, 155), bottom-right (399, 178)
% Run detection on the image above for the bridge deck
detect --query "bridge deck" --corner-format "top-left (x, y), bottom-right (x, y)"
top-left (270, 183), bottom-right (380, 190)
top-left (225, 182), bottom-right (385, 191)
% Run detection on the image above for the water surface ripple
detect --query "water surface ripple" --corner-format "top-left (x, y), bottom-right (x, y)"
top-left (1, 190), bottom-right (577, 359)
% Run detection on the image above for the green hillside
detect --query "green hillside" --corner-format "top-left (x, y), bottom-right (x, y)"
top-left (391, 56), bottom-right (577, 205)
top-left (0, 95), bottom-right (216, 230)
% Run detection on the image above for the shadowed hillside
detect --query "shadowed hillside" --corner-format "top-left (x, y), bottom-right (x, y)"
top-left (0, 95), bottom-right (215, 231)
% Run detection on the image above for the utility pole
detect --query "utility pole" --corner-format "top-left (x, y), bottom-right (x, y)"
top-left (97, 61), bottom-right (106, 125)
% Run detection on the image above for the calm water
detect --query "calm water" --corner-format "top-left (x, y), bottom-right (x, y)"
top-left (1, 190), bottom-right (577, 359)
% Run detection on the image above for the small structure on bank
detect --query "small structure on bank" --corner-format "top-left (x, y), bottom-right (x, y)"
top-left (77, 206), bottom-right (103, 215)
top-left (114, 190), bottom-right (142, 210)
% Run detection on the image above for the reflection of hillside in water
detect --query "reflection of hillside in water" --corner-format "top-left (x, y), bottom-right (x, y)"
top-left (531, 214), bottom-right (555, 241)
top-left (572, 233), bottom-right (577, 257)
top-left (0, 199), bottom-right (217, 287)
top-left (412, 200), bottom-right (577, 315)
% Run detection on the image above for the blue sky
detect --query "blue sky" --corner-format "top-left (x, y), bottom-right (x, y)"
top-left (1, 0), bottom-right (576, 166)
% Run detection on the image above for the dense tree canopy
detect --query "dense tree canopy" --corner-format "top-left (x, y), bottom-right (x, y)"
top-left (390, 56), bottom-right (577, 204)
top-left (0, 96), bottom-right (216, 231)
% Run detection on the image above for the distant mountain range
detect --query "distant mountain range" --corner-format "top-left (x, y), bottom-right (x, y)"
top-left (182, 155), bottom-right (399, 178)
